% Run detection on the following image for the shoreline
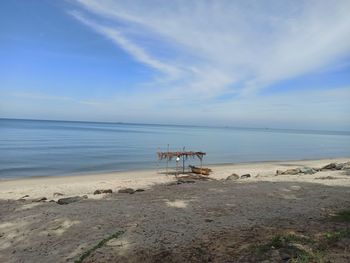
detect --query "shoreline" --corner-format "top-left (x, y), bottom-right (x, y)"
top-left (0, 157), bottom-right (349, 200)
top-left (1, 155), bottom-right (349, 182)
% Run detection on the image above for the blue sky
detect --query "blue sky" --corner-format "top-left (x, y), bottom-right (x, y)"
top-left (1, 0), bottom-right (350, 130)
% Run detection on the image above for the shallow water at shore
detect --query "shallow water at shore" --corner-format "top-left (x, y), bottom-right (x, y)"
top-left (1, 118), bottom-right (350, 178)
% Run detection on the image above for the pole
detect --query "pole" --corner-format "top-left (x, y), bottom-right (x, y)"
top-left (176, 157), bottom-right (179, 177)
top-left (182, 146), bottom-right (185, 174)
top-left (166, 144), bottom-right (169, 176)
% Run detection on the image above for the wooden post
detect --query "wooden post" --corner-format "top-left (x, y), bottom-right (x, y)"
top-left (176, 157), bottom-right (179, 177)
top-left (182, 146), bottom-right (185, 174)
top-left (166, 144), bottom-right (169, 176)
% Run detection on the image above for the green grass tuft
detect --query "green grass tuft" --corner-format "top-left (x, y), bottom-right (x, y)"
top-left (75, 230), bottom-right (125, 263)
top-left (324, 229), bottom-right (350, 243)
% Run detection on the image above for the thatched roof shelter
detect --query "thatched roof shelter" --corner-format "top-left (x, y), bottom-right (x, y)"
top-left (157, 151), bottom-right (206, 161)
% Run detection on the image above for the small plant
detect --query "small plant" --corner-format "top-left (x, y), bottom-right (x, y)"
top-left (324, 229), bottom-right (350, 243)
top-left (75, 230), bottom-right (125, 263)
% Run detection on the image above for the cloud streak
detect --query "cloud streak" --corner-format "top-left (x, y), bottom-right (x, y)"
top-left (70, 0), bottom-right (350, 98)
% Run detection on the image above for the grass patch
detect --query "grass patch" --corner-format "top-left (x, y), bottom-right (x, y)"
top-left (255, 233), bottom-right (332, 263)
top-left (256, 233), bottom-right (311, 255)
top-left (324, 229), bottom-right (350, 243)
top-left (75, 230), bottom-right (125, 263)
top-left (291, 252), bottom-right (312, 263)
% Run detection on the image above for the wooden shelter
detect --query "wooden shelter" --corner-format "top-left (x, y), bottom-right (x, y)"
top-left (157, 146), bottom-right (206, 175)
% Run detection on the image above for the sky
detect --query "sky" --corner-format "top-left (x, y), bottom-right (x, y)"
top-left (0, 0), bottom-right (350, 131)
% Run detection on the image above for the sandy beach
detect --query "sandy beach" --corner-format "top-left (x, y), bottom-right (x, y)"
top-left (1, 158), bottom-right (349, 200)
top-left (1, 158), bottom-right (350, 262)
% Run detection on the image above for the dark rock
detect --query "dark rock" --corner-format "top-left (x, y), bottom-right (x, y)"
top-left (335, 163), bottom-right (344, 170)
top-left (177, 180), bottom-right (195, 184)
top-left (342, 163), bottom-right (350, 170)
top-left (334, 162), bottom-right (350, 170)
top-left (118, 188), bottom-right (135, 194)
top-left (276, 170), bottom-right (284, 175)
top-left (53, 192), bottom-right (64, 197)
top-left (282, 168), bottom-right (301, 175)
top-left (226, 173), bottom-right (239, 180)
top-left (135, 189), bottom-right (145, 192)
top-left (57, 196), bottom-right (86, 205)
top-left (205, 219), bottom-right (213, 222)
top-left (49, 200), bottom-right (56, 202)
top-left (321, 163), bottom-right (337, 170)
top-left (20, 195), bottom-right (29, 199)
top-left (32, 197), bottom-right (47, 202)
top-left (240, 174), bottom-right (251, 179)
top-left (299, 167), bottom-right (317, 175)
top-left (94, 189), bottom-right (113, 195)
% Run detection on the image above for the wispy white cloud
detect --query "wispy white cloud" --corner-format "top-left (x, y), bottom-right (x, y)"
top-left (70, 0), bottom-right (350, 98)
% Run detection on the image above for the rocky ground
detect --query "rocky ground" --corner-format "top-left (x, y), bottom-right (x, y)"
top-left (0, 160), bottom-right (349, 262)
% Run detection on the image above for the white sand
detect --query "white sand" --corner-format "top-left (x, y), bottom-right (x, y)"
top-left (0, 157), bottom-right (349, 200)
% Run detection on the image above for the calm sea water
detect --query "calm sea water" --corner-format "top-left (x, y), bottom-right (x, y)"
top-left (1, 118), bottom-right (350, 178)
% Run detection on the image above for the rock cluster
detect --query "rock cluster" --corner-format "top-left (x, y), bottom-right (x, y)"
top-left (118, 188), bottom-right (136, 194)
top-left (57, 195), bottom-right (88, 205)
top-left (321, 162), bottom-right (350, 171)
top-left (226, 173), bottom-right (239, 181)
top-left (275, 161), bottom-right (350, 176)
top-left (117, 188), bottom-right (146, 194)
top-left (32, 197), bottom-right (47, 202)
top-left (225, 173), bottom-right (251, 180)
top-left (93, 189), bottom-right (113, 195)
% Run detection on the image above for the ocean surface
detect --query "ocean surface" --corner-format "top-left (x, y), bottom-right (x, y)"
top-left (1, 118), bottom-right (350, 179)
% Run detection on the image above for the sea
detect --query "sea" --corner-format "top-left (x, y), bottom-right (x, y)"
top-left (1, 118), bottom-right (350, 179)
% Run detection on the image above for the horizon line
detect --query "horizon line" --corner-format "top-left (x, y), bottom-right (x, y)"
top-left (1, 117), bottom-right (350, 134)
